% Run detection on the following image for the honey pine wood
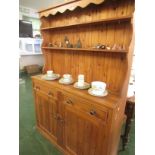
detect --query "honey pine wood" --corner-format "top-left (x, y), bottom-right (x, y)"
top-left (40, 0), bottom-right (134, 93)
top-left (32, 0), bottom-right (135, 155)
top-left (42, 46), bottom-right (127, 53)
top-left (41, 15), bottom-right (132, 30)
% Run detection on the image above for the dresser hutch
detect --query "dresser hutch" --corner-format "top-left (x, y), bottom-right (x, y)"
top-left (32, 0), bottom-right (135, 155)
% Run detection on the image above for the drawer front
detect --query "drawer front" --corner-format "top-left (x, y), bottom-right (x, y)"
top-left (33, 81), bottom-right (57, 99)
top-left (91, 106), bottom-right (108, 123)
top-left (63, 95), bottom-right (108, 123)
top-left (63, 95), bottom-right (92, 113)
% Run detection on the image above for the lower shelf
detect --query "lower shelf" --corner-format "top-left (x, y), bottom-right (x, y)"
top-left (42, 47), bottom-right (127, 53)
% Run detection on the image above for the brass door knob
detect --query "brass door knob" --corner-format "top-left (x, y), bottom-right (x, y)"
top-left (35, 86), bottom-right (40, 90)
top-left (90, 110), bottom-right (96, 116)
top-left (66, 100), bottom-right (73, 105)
top-left (48, 91), bottom-right (54, 96)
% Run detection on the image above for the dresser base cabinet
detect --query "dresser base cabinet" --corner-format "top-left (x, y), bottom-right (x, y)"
top-left (32, 76), bottom-right (124, 155)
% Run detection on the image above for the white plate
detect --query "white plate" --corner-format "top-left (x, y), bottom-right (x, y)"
top-left (73, 82), bottom-right (90, 90)
top-left (88, 88), bottom-right (108, 97)
top-left (42, 74), bottom-right (60, 80)
top-left (59, 78), bottom-right (74, 85)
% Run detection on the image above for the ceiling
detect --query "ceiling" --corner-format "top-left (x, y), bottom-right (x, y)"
top-left (19, 0), bottom-right (64, 10)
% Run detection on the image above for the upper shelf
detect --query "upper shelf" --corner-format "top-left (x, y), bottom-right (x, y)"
top-left (42, 47), bottom-right (127, 53)
top-left (41, 15), bottom-right (132, 30)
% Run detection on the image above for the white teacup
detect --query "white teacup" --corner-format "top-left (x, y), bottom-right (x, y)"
top-left (47, 70), bottom-right (53, 77)
top-left (63, 74), bottom-right (72, 82)
top-left (92, 88), bottom-right (104, 95)
top-left (91, 81), bottom-right (106, 90)
top-left (91, 81), bottom-right (106, 95)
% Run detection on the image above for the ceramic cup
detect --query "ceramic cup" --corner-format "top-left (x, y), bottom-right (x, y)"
top-left (47, 70), bottom-right (53, 77)
top-left (91, 81), bottom-right (106, 95)
top-left (77, 74), bottom-right (84, 87)
top-left (63, 74), bottom-right (72, 82)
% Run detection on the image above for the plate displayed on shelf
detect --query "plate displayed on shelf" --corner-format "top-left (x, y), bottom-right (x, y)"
top-left (59, 78), bottom-right (74, 85)
top-left (42, 74), bottom-right (60, 81)
top-left (73, 82), bottom-right (90, 90)
top-left (88, 88), bottom-right (108, 97)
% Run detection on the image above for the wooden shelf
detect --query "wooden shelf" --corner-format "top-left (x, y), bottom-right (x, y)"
top-left (41, 15), bottom-right (132, 31)
top-left (42, 47), bottom-right (127, 53)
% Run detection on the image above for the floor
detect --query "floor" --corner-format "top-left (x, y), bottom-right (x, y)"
top-left (19, 74), bottom-right (135, 155)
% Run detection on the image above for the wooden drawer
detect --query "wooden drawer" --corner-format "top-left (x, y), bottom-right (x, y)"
top-left (63, 94), bottom-right (108, 123)
top-left (33, 81), bottom-right (57, 99)
top-left (91, 106), bottom-right (108, 123)
top-left (63, 94), bottom-right (92, 112)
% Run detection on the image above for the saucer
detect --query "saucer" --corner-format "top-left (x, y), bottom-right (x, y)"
top-left (73, 82), bottom-right (90, 90)
top-left (59, 78), bottom-right (74, 85)
top-left (42, 74), bottom-right (60, 80)
top-left (88, 88), bottom-right (108, 97)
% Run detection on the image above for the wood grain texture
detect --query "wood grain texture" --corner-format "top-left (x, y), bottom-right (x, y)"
top-left (40, 0), bottom-right (134, 93)
top-left (41, 15), bottom-right (132, 30)
top-left (38, 0), bottom-right (106, 17)
top-left (34, 0), bottom-right (135, 155)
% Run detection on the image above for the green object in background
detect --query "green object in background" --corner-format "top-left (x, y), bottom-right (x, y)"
top-left (19, 74), bottom-right (135, 155)
top-left (76, 39), bottom-right (82, 48)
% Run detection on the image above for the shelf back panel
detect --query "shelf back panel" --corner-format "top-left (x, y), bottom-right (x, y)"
top-left (41, 22), bottom-right (132, 50)
top-left (42, 50), bottom-right (127, 93)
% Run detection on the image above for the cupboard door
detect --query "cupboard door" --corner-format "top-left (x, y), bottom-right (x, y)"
top-left (35, 91), bottom-right (50, 133)
top-left (63, 104), bottom-right (107, 155)
top-left (49, 99), bottom-right (58, 141)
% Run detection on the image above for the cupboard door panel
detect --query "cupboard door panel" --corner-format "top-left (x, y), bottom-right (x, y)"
top-left (49, 116), bottom-right (57, 140)
top-left (49, 99), bottom-right (58, 140)
top-left (34, 86), bottom-right (59, 143)
top-left (64, 105), bottom-right (107, 155)
top-left (35, 91), bottom-right (50, 133)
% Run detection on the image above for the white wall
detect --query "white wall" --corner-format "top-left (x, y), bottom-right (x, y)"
top-left (19, 0), bottom-right (64, 10)
top-left (19, 5), bottom-right (39, 18)
top-left (19, 55), bottom-right (44, 70)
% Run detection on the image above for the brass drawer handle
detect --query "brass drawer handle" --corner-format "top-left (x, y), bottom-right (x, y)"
top-left (66, 100), bottom-right (73, 105)
top-left (35, 86), bottom-right (40, 90)
top-left (90, 110), bottom-right (96, 116)
top-left (48, 91), bottom-right (54, 96)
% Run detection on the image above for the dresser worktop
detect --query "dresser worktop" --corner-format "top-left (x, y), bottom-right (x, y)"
top-left (32, 74), bottom-right (121, 109)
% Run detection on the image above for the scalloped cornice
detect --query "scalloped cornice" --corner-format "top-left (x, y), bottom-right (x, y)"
top-left (38, 0), bottom-right (105, 18)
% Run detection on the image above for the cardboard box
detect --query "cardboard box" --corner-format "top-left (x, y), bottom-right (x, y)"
top-left (25, 64), bottom-right (40, 74)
